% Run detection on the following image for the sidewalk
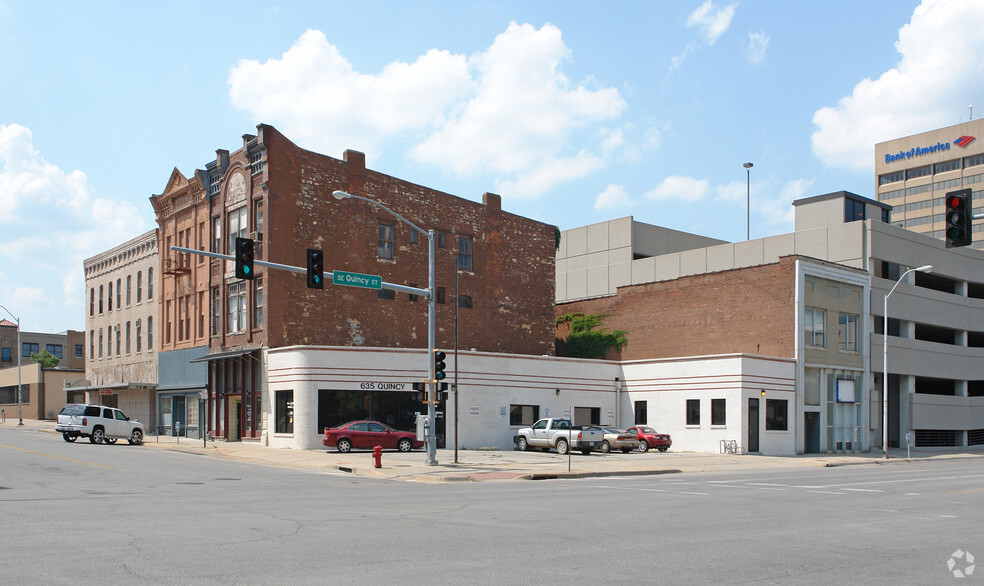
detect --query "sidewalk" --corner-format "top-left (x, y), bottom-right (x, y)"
top-left (6, 418), bottom-right (983, 482)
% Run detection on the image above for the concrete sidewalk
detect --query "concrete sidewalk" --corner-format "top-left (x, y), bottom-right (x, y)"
top-left (6, 418), bottom-right (984, 482)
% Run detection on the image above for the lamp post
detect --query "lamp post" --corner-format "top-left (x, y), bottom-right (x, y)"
top-left (0, 304), bottom-right (23, 426)
top-left (332, 190), bottom-right (439, 465)
top-left (743, 162), bottom-right (753, 240)
top-left (882, 264), bottom-right (933, 459)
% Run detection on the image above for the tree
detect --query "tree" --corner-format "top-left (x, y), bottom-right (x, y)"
top-left (555, 312), bottom-right (628, 359)
top-left (30, 349), bottom-right (60, 368)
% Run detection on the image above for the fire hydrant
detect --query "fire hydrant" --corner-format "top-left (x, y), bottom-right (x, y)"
top-left (372, 445), bottom-right (383, 468)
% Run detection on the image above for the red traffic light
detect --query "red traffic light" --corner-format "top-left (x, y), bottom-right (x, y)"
top-left (944, 188), bottom-right (972, 248)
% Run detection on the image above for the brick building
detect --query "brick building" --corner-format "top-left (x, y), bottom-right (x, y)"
top-left (1, 320), bottom-right (85, 420)
top-left (153, 124), bottom-right (556, 444)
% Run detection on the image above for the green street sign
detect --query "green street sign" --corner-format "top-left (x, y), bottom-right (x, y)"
top-left (333, 270), bottom-right (382, 290)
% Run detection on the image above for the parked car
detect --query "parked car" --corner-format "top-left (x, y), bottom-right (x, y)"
top-left (513, 418), bottom-right (605, 455)
top-left (323, 420), bottom-right (423, 453)
top-left (55, 403), bottom-right (144, 445)
top-left (625, 426), bottom-right (672, 452)
top-left (588, 427), bottom-right (640, 453)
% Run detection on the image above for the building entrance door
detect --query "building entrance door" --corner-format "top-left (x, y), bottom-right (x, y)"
top-left (804, 411), bottom-right (821, 453)
top-left (747, 398), bottom-right (760, 453)
top-left (173, 396), bottom-right (186, 437)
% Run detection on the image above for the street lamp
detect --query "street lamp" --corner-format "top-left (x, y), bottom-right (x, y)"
top-left (882, 264), bottom-right (933, 459)
top-left (332, 190), bottom-right (439, 465)
top-left (0, 304), bottom-right (23, 426)
top-left (743, 162), bottom-right (753, 240)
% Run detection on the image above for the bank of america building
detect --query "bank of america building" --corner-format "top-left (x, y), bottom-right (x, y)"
top-left (876, 118), bottom-right (984, 250)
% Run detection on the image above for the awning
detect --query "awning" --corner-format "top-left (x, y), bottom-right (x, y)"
top-left (189, 348), bottom-right (259, 363)
top-left (64, 382), bottom-right (157, 392)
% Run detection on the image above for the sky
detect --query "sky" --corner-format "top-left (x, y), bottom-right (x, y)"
top-left (3, 0), bottom-right (984, 334)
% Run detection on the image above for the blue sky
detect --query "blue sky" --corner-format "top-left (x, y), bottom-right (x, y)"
top-left (3, 0), bottom-right (983, 333)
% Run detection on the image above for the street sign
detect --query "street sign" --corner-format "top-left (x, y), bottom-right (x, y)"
top-left (332, 270), bottom-right (382, 289)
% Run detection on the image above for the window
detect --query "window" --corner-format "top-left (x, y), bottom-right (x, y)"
top-left (136, 320), bottom-right (142, 352)
top-left (879, 170), bottom-right (903, 185)
top-left (184, 294), bottom-right (191, 341)
top-left (410, 230), bottom-right (418, 244)
top-left (436, 287), bottom-right (446, 304)
top-left (805, 307), bottom-right (826, 348)
top-left (164, 300), bottom-right (171, 344)
top-left (107, 326), bottom-right (113, 356)
top-left (964, 154), bottom-right (984, 168)
top-left (686, 399), bottom-right (700, 426)
top-left (881, 208), bottom-right (890, 223)
top-left (634, 400), bottom-right (647, 425)
top-left (99, 285), bottom-right (104, 313)
top-left (766, 399), bottom-right (788, 431)
top-left (126, 275), bottom-right (132, 306)
top-left (254, 201), bottom-right (264, 240)
top-left (198, 291), bottom-right (205, 338)
top-left (177, 297), bottom-right (184, 342)
top-left (510, 404), bottom-right (540, 426)
top-left (838, 313), bottom-right (859, 352)
top-left (378, 222), bottom-right (395, 260)
top-left (147, 267), bottom-right (153, 299)
top-left (115, 325), bottom-right (121, 356)
top-left (23, 342), bottom-right (39, 357)
top-left (905, 165), bottom-right (931, 180)
top-left (711, 398), bottom-right (726, 426)
top-left (89, 288), bottom-right (94, 316)
top-left (457, 236), bottom-right (473, 271)
top-left (198, 222), bottom-right (206, 253)
top-left (212, 217), bottom-right (221, 252)
top-left (1, 347), bottom-right (10, 362)
top-left (437, 232), bottom-right (446, 248)
top-left (276, 390), bottom-right (294, 434)
top-left (89, 331), bottom-right (94, 360)
top-left (254, 278), bottom-right (263, 328)
top-left (136, 271), bottom-right (142, 303)
top-left (116, 278), bottom-right (121, 309)
top-left (407, 283), bottom-right (419, 302)
top-left (377, 289), bottom-right (395, 300)
top-left (125, 322), bottom-right (131, 354)
top-left (227, 282), bottom-right (247, 333)
top-left (227, 207), bottom-right (248, 254)
top-left (934, 159), bottom-right (960, 174)
top-left (108, 281), bottom-right (113, 312)
top-left (457, 294), bottom-right (473, 308)
top-left (211, 288), bottom-right (220, 336)
top-left (844, 199), bottom-right (865, 222)
top-left (147, 316), bottom-right (153, 350)
top-left (45, 344), bottom-right (62, 359)
top-left (98, 329), bottom-right (103, 358)
top-left (77, 345), bottom-right (86, 358)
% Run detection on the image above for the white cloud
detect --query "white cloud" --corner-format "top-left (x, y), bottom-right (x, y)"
top-left (644, 176), bottom-right (710, 201)
top-left (593, 184), bottom-right (633, 210)
top-left (745, 31), bottom-right (769, 64)
top-left (687, 1), bottom-right (737, 45)
top-left (0, 124), bottom-right (146, 331)
top-left (716, 179), bottom-right (747, 202)
top-left (758, 178), bottom-right (814, 229)
top-left (812, 0), bottom-right (984, 170)
top-left (229, 23), bottom-right (625, 199)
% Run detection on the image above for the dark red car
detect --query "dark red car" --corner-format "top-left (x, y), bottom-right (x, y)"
top-left (322, 420), bottom-right (423, 453)
top-left (625, 426), bottom-right (672, 452)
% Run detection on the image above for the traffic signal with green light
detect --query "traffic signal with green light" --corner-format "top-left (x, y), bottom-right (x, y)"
top-left (234, 237), bottom-right (254, 280)
top-left (306, 249), bottom-right (324, 289)
top-left (434, 349), bottom-right (447, 381)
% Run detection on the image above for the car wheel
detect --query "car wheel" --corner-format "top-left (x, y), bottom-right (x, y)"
top-left (599, 440), bottom-right (611, 454)
top-left (658, 446), bottom-right (668, 452)
top-left (90, 428), bottom-right (105, 444)
top-left (621, 448), bottom-right (632, 454)
top-left (128, 429), bottom-right (143, 445)
top-left (105, 438), bottom-right (118, 444)
top-left (62, 433), bottom-right (77, 443)
top-left (638, 440), bottom-right (649, 452)
top-left (337, 438), bottom-right (352, 453)
top-left (516, 436), bottom-right (529, 451)
top-left (556, 438), bottom-right (569, 455)
top-left (397, 438), bottom-right (413, 452)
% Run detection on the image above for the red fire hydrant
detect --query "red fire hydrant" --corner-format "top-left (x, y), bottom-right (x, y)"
top-left (372, 445), bottom-right (382, 468)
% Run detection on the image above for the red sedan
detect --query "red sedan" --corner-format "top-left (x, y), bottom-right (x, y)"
top-left (322, 420), bottom-right (423, 453)
top-left (625, 426), bottom-right (672, 452)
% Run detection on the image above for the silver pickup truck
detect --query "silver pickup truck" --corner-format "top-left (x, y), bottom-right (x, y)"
top-left (513, 418), bottom-right (605, 455)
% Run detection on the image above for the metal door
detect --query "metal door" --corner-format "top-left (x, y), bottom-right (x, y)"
top-left (747, 398), bottom-right (760, 453)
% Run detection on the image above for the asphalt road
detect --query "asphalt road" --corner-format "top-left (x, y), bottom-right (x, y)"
top-left (1, 427), bottom-right (982, 584)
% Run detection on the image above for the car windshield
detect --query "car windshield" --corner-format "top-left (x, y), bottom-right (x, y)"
top-left (59, 404), bottom-right (86, 416)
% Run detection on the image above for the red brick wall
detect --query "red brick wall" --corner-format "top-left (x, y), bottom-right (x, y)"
top-left (243, 125), bottom-right (556, 356)
top-left (556, 257), bottom-right (797, 360)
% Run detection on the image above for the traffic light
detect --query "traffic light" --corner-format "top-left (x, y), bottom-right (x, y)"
top-left (434, 349), bottom-right (447, 381)
top-left (234, 237), bottom-right (254, 280)
top-left (306, 249), bottom-right (324, 289)
top-left (945, 188), bottom-right (972, 248)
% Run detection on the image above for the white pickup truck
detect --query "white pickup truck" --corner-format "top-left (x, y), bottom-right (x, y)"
top-left (513, 418), bottom-right (604, 455)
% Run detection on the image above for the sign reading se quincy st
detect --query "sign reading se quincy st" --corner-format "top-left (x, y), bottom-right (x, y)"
top-left (333, 270), bottom-right (382, 289)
